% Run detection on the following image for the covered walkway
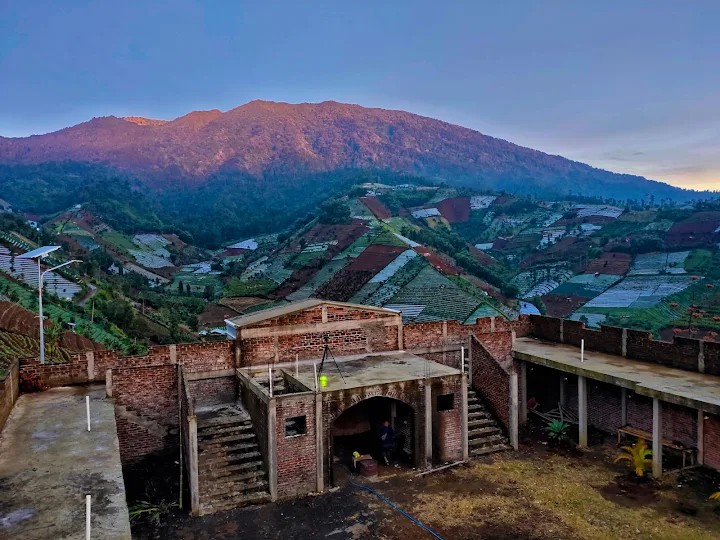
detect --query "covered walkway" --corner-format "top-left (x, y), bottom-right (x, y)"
top-left (0, 385), bottom-right (131, 539)
top-left (513, 337), bottom-right (720, 477)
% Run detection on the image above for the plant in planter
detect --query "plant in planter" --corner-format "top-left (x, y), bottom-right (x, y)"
top-left (614, 438), bottom-right (653, 478)
top-left (546, 419), bottom-right (570, 446)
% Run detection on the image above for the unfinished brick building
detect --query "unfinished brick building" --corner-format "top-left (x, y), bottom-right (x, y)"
top-left (9, 302), bottom-right (720, 518)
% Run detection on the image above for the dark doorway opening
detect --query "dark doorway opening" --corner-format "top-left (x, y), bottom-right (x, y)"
top-left (332, 397), bottom-right (415, 473)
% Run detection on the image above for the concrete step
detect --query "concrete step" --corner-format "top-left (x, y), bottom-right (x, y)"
top-left (199, 491), bottom-right (271, 514)
top-left (469, 434), bottom-right (507, 448)
top-left (201, 468), bottom-right (266, 486)
top-left (200, 450), bottom-right (261, 468)
top-left (468, 418), bottom-right (497, 430)
top-left (200, 479), bottom-right (269, 498)
top-left (198, 423), bottom-right (254, 437)
top-left (468, 426), bottom-right (502, 440)
top-left (470, 443), bottom-right (512, 457)
top-left (198, 432), bottom-right (256, 446)
top-left (199, 441), bottom-right (257, 455)
top-left (197, 416), bottom-right (251, 430)
top-left (201, 460), bottom-right (265, 478)
top-left (468, 410), bottom-right (492, 420)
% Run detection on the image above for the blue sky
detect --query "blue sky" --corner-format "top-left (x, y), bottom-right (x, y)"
top-left (1, 1), bottom-right (719, 189)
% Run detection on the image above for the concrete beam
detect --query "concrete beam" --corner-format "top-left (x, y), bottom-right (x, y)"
top-left (697, 409), bottom-right (705, 465)
top-left (509, 370), bottom-right (519, 450)
top-left (424, 382), bottom-right (432, 468)
top-left (461, 375), bottom-right (469, 460)
top-left (652, 398), bottom-right (663, 478)
top-left (519, 362), bottom-right (527, 424)
top-left (578, 375), bottom-right (588, 448)
top-left (239, 318), bottom-right (397, 339)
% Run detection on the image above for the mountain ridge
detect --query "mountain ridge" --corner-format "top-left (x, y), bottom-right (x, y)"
top-left (0, 100), bottom-right (697, 200)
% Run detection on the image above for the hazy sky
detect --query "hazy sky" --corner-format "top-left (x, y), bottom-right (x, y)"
top-left (1, 1), bottom-right (719, 189)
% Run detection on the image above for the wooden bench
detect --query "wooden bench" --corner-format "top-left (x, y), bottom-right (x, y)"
top-left (617, 425), bottom-right (695, 468)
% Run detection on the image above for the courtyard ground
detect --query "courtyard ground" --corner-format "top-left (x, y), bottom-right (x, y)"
top-left (132, 441), bottom-right (720, 540)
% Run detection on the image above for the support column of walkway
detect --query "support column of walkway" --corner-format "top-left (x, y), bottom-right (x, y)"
top-left (653, 398), bottom-right (663, 478)
top-left (424, 381), bottom-right (432, 468)
top-left (578, 375), bottom-right (588, 447)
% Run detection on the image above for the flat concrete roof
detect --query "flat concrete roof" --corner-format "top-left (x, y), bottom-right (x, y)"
top-left (293, 351), bottom-right (461, 392)
top-left (0, 385), bottom-right (131, 539)
top-left (513, 337), bottom-right (720, 415)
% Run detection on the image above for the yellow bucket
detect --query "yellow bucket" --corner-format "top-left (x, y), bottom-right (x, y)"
top-left (319, 374), bottom-right (329, 388)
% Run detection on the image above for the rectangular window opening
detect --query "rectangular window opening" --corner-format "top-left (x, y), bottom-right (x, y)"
top-left (437, 393), bottom-right (455, 412)
top-left (285, 415), bottom-right (307, 437)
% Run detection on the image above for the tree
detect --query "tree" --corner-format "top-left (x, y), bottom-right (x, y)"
top-left (318, 199), bottom-right (351, 224)
top-left (178, 281), bottom-right (184, 294)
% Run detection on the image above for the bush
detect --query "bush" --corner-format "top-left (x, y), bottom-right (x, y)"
top-left (614, 438), bottom-right (653, 477)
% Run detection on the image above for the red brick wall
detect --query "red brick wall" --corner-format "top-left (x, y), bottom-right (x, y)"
top-left (188, 376), bottom-right (236, 408)
top-left (275, 394), bottom-right (317, 498)
top-left (240, 324), bottom-right (399, 365)
top-left (470, 335), bottom-right (512, 432)
top-left (625, 392), bottom-right (697, 447)
top-left (177, 342), bottom-right (234, 373)
top-left (112, 364), bottom-right (178, 463)
top-left (432, 377), bottom-right (463, 462)
top-left (0, 360), bottom-right (19, 433)
top-left (587, 382), bottom-right (623, 433)
top-left (240, 380), bottom-right (270, 465)
top-left (704, 414), bottom-right (720, 469)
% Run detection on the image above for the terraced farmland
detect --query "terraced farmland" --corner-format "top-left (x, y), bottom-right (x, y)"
top-left (584, 275), bottom-right (693, 309)
top-left (628, 251), bottom-right (689, 275)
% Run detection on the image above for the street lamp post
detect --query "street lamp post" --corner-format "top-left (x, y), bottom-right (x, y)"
top-left (18, 246), bottom-right (80, 364)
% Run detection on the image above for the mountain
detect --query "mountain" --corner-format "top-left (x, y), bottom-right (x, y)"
top-left (0, 100), bottom-right (697, 200)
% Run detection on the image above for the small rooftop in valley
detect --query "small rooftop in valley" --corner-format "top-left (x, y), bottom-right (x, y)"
top-left (513, 337), bottom-right (720, 415)
top-left (292, 351), bottom-right (460, 392)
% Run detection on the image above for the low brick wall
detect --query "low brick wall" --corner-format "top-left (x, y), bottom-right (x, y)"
top-left (526, 315), bottom-right (720, 375)
top-left (188, 376), bottom-right (236, 409)
top-left (0, 360), bottom-right (19, 433)
top-left (431, 376), bottom-right (463, 462)
top-left (275, 393), bottom-right (318, 499)
top-left (239, 373), bottom-right (270, 469)
top-left (113, 363), bottom-right (179, 463)
top-left (470, 335), bottom-right (512, 433)
top-left (705, 414), bottom-right (720, 470)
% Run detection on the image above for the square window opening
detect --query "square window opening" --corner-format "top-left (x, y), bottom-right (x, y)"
top-left (285, 415), bottom-right (307, 437)
top-left (437, 393), bottom-right (455, 412)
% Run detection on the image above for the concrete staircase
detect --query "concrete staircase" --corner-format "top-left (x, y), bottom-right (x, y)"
top-left (467, 388), bottom-right (511, 457)
top-left (197, 408), bottom-right (270, 514)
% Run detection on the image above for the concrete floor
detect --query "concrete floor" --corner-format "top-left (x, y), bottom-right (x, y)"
top-left (0, 385), bottom-right (131, 539)
top-left (513, 337), bottom-right (720, 414)
top-left (293, 351), bottom-right (460, 391)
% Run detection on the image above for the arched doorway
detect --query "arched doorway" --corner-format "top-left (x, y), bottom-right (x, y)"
top-left (331, 397), bottom-right (415, 475)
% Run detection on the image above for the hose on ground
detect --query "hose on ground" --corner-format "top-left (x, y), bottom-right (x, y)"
top-left (347, 476), bottom-right (444, 540)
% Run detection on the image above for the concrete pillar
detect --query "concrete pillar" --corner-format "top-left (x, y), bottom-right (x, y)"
top-left (105, 369), bottom-right (113, 398)
top-left (390, 401), bottom-right (397, 429)
top-left (490, 316), bottom-right (496, 332)
top-left (621, 328), bottom-right (627, 357)
top-left (519, 362), bottom-right (527, 424)
top-left (559, 318), bottom-right (564, 343)
top-left (698, 341), bottom-right (705, 373)
top-left (268, 399), bottom-right (278, 500)
top-left (620, 388), bottom-right (627, 426)
top-left (169, 344), bottom-right (177, 364)
top-left (577, 375), bottom-right (588, 448)
top-left (321, 305), bottom-right (328, 323)
top-left (461, 375), bottom-right (469, 460)
top-left (188, 415), bottom-right (200, 516)
top-left (652, 398), bottom-right (663, 478)
top-left (396, 315), bottom-right (404, 350)
top-left (424, 382), bottom-right (433, 468)
top-left (509, 370), bottom-right (519, 450)
top-left (315, 393), bottom-right (324, 492)
top-left (86, 351), bottom-right (95, 382)
top-left (697, 409), bottom-right (704, 465)
top-left (559, 376), bottom-right (567, 407)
